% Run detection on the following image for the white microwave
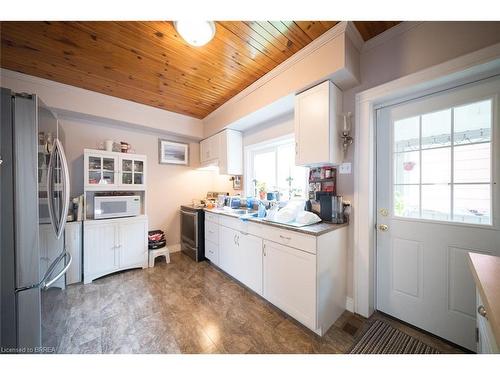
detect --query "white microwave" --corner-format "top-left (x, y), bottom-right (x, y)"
top-left (94, 195), bottom-right (141, 219)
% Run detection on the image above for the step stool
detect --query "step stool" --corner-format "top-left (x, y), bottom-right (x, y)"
top-left (149, 246), bottom-right (170, 267)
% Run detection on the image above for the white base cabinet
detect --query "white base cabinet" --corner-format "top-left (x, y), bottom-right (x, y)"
top-left (65, 221), bottom-right (83, 285)
top-left (476, 291), bottom-right (499, 353)
top-left (219, 225), bottom-right (263, 295)
top-left (204, 212), bottom-right (347, 335)
top-left (263, 240), bottom-right (316, 330)
top-left (84, 216), bottom-right (148, 284)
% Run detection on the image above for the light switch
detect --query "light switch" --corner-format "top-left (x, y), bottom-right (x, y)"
top-left (339, 162), bottom-right (352, 174)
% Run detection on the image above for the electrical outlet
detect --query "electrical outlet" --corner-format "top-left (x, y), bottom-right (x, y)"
top-left (339, 162), bottom-right (352, 174)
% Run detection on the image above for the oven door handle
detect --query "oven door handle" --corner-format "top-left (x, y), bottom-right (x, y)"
top-left (180, 210), bottom-right (197, 216)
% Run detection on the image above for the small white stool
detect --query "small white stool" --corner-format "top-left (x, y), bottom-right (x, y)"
top-left (149, 246), bottom-right (170, 268)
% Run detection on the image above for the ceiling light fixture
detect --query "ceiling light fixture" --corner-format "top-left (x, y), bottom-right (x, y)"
top-left (173, 21), bottom-right (216, 47)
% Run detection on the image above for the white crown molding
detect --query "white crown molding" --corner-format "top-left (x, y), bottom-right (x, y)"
top-left (345, 21), bottom-right (365, 52)
top-left (362, 21), bottom-right (425, 53)
top-left (203, 21), bottom-right (351, 123)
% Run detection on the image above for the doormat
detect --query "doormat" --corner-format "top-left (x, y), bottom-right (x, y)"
top-left (349, 320), bottom-right (441, 354)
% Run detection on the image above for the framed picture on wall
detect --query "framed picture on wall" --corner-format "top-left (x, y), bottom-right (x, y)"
top-left (158, 139), bottom-right (189, 165)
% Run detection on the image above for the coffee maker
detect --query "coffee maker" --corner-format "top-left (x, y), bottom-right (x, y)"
top-left (306, 192), bottom-right (346, 223)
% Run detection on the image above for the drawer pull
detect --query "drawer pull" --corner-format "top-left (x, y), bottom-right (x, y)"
top-left (279, 235), bottom-right (291, 241)
top-left (478, 305), bottom-right (488, 319)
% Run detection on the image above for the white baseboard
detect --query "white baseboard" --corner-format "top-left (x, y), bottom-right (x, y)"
top-left (346, 296), bottom-right (354, 313)
top-left (169, 244), bottom-right (181, 253)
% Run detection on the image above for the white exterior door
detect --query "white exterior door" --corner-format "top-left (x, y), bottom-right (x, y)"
top-left (376, 77), bottom-right (500, 351)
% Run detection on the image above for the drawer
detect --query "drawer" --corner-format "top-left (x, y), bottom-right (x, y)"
top-left (205, 239), bottom-right (219, 266)
top-left (205, 220), bottom-right (219, 244)
top-left (261, 226), bottom-right (317, 254)
top-left (219, 215), bottom-right (263, 237)
top-left (205, 212), bottom-right (219, 224)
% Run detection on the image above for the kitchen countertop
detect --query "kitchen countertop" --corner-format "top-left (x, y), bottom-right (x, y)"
top-left (467, 252), bottom-right (500, 346)
top-left (204, 208), bottom-right (348, 236)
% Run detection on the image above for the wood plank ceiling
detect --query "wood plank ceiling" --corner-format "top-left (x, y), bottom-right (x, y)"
top-left (0, 21), bottom-right (399, 118)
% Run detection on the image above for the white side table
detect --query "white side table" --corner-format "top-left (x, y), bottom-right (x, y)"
top-left (149, 246), bottom-right (170, 268)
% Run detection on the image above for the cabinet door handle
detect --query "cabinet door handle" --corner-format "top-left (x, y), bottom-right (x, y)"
top-left (279, 235), bottom-right (291, 241)
top-left (478, 305), bottom-right (488, 319)
top-left (263, 244), bottom-right (266, 256)
top-left (233, 234), bottom-right (237, 245)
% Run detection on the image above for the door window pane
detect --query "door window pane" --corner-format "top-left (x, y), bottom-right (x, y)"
top-left (102, 171), bottom-right (114, 185)
top-left (394, 185), bottom-right (420, 218)
top-left (453, 184), bottom-right (491, 225)
top-left (422, 148), bottom-right (451, 184)
top-left (394, 116), bottom-right (419, 152)
top-left (421, 185), bottom-right (451, 221)
top-left (88, 156), bottom-right (101, 170)
top-left (391, 98), bottom-right (492, 226)
top-left (454, 143), bottom-right (491, 183)
top-left (122, 159), bottom-right (132, 172)
top-left (421, 109), bottom-right (451, 149)
top-left (394, 151), bottom-right (420, 184)
top-left (454, 100), bottom-right (491, 145)
top-left (134, 173), bottom-right (143, 185)
top-left (102, 158), bottom-right (114, 171)
top-left (122, 172), bottom-right (132, 184)
top-left (134, 160), bottom-right (144, 173)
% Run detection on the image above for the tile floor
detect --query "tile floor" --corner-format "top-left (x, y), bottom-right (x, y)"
top-left (42, 252), bottom-right (465, 354)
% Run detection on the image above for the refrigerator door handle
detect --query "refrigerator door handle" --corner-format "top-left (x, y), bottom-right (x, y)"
top-left (57, 134), bottom-right (71, 238)
top-left (40, 251), bottom-right (72, 290)
top-left (47, 137), bottom-right (71, 239)
top-left (15, 251), bottom-right (72, 292)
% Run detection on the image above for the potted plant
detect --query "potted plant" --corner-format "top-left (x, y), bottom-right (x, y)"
top-left (257, 181), bottom-right (267, 200)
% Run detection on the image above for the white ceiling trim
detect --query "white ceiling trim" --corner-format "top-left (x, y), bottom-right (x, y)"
top-left (361, 21), bottom-right (424, 53)
top-left (202, 21), bottom-right (357, 123)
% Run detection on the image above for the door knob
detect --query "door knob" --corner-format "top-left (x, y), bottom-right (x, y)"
top-left (478, 305), bottom-right (488, 319)
top-left (378, 224), bottom-right (389, 232)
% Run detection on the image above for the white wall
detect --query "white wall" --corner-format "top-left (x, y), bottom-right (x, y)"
top-left (61, 117), bottom-right (233, 247)
top-left (340, 21), bottom-right (500, 299)
top-left (242, 114), bottom-right (294, 147)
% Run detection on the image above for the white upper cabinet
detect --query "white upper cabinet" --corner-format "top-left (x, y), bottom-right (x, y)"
top-left (294, 81), bottom-right (343, 166)
top-left (199, 129), bottom-right (242, 175)
top-left (84, 149), bottom-right (146, 190)
top-left (200, 133), bottom-right (220, 163)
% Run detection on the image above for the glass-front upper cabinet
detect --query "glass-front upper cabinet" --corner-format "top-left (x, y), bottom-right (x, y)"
top-left (85, 152), bottom-right (118, 187)
top-left (120, 155), bottom-right (146, 188)
top-left (84, 149), bottom-right (146, 190)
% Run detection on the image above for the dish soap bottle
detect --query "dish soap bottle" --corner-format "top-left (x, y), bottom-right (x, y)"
top-left (257, 201), bottom-right (266, 218)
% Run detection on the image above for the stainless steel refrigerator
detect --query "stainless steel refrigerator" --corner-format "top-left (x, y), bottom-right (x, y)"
top-left (1, 88), bottom-right (72, 353)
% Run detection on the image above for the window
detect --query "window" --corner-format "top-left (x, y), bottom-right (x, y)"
top-left (393, 99), bottom-right (493, 225)
top-left (245, 137), bottom-right (308, 200)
